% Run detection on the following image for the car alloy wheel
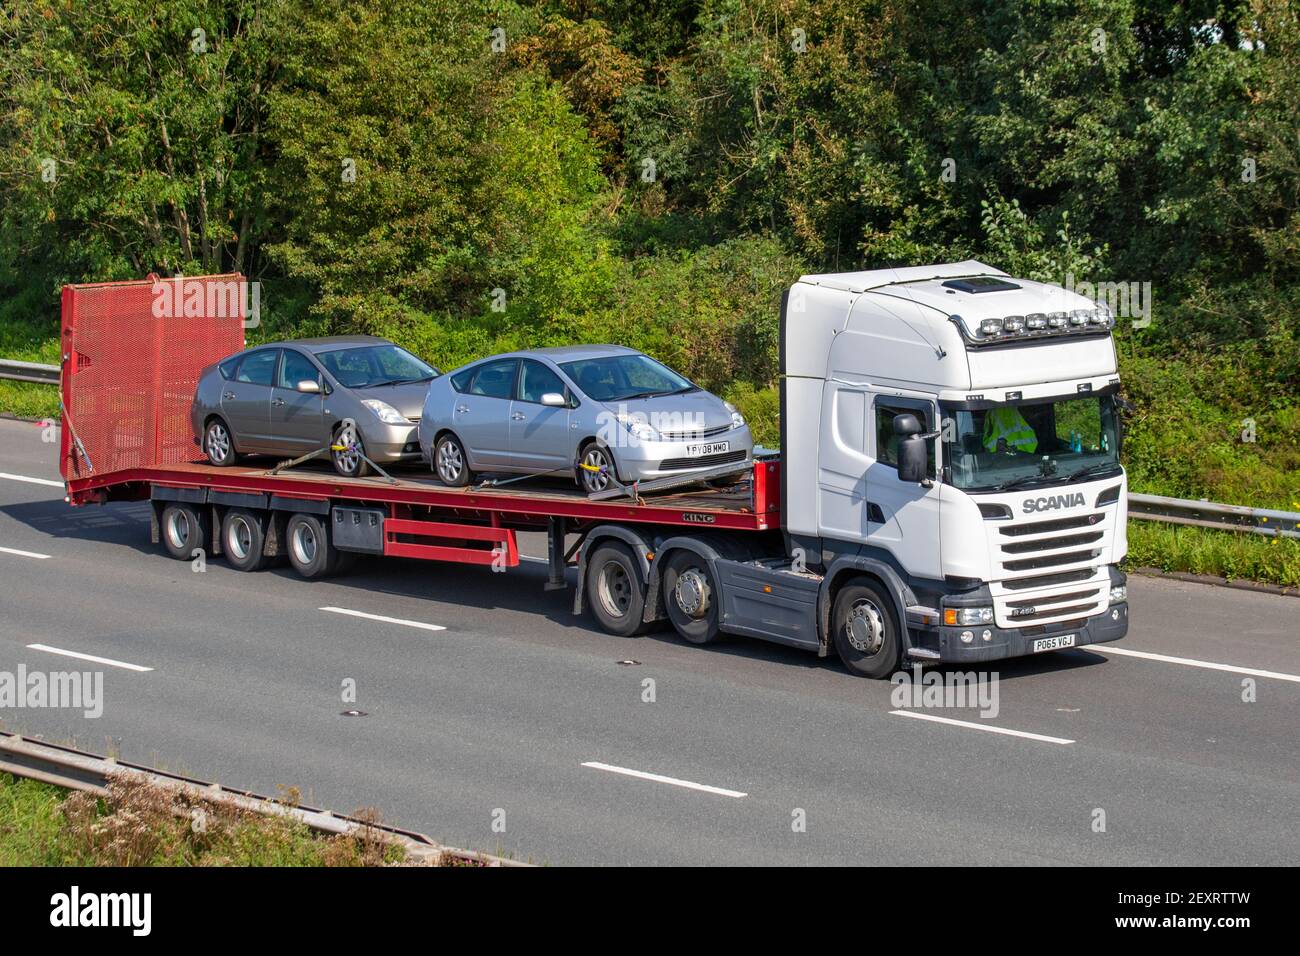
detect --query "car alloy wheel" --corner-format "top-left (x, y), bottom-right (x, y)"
top-left (205, 421), bottom-right (231, 464)
top-left (437, 439), bottom-right (464, 484)
top-left (580, 445), bottom-right (614, 493)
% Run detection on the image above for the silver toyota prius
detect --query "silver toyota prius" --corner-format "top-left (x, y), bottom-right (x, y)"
top-left (417, 345), bottom-right (753, 492)
top-left (191, 336), bottom-right (439, 477)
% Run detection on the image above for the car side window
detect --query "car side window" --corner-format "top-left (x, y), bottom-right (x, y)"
top-left (468, 359), bottom-right (517, 399)
top-left (449, 367), bottom-right (475, 392)
top-left (218, 356), bottom-right (240, 380)
top-left (278, 350), bottom-right (319, 390)
top-left (235, 349), bottom-right (278, 386)
top-left (875, 400), bottom-right (936, 477)
top-left (518, 360), bottom-right (567, 405)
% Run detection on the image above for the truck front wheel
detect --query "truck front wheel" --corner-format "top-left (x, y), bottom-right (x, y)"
top-left (585, 541), bottom-right (649, 636)
top-left (831, 579), bottom-right (902, 679)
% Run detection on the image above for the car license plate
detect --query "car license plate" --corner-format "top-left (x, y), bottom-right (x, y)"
top-left (1032, 634), bottom-right (1076, 653)
top-left (685, 441), bottom-right (729, 457)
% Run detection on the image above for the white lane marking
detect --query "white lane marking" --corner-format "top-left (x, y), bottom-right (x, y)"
top-left (889, 710), bottom-right (1075, 745)
top-left (319, 606), bottom-right (446, 632)
top-left (26, 644), bottom-right (153, 672)
top-left (581, 761), bottom-right (748, 798)
top-left (1095, 645), bottom-right (1300, 684)
top-left (0, 545), bottom-right (51, 560)
top-left (0, 472), bottom-right (63, 488)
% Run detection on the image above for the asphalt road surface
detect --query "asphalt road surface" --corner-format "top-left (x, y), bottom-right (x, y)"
top-left (0, 416), bottom-right (1296, 865)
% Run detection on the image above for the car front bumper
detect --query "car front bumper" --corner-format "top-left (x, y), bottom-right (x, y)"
top-left (359, 422), bottom-right (422, 463)
top-left (613, 425), bottom-right (754, 481)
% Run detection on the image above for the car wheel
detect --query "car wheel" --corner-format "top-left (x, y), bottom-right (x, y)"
top-left (662, 551), bottom-right (722, 645)
top-left (220, 508), bottom-right (269, 572)
top-left (584, 542), bottom-right (650, 636)
top-left (160, 503), bottom-right (208, 561)
top-left (285, 513), bottom-right (349, 579)
top-left (331, 422), bottom-right (372, 478)
top-left (577, 443), bottom-right (617, 494)
top-left (831, 578), bottom-right (902, 679)
top-left (204, 418), bottom-right (236, 466)
top-left (434, 433), bottom-right (473, 486)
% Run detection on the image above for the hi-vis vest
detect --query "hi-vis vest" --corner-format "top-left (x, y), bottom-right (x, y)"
top-left (983, 407), bottom-right (1038, 452)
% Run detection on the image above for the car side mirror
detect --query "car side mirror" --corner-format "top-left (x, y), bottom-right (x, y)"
top-left (540, 392), bottom-right (566, 407)
top-left (297, 380), bottom-right (320, 394)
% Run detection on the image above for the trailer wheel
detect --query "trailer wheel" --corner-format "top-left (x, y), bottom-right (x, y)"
top-left (160, 503), bottom-right (208, 561)
top-left (203, 417), bottom-right (236, 466)
top-left (662, 551), bottom-right (721, 645)
top-left (285, 513), bottom-right (348, 579)
top-left (434, 433), bottom-right (474, 486)
top-left (220, 508), bottom-right (269, 572)
top-left (585, 542), bottom-right (650, 636)
top-left (831, 579), bottom-right (902, 679)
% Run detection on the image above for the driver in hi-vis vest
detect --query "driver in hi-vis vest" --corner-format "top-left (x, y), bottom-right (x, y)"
top-left (982, 405), bottom-right (1038, 453)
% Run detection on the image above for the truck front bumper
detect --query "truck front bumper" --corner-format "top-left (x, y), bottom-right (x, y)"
top-left (928, 602), bottom-right (1128, 664)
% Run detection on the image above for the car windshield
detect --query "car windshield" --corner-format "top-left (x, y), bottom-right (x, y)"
top-left (316, 344), bottom-right (437, 388)
top-left (941, 394), bottom-right (1121, 492)
top-left (559, 354), bottom-right (693, 402)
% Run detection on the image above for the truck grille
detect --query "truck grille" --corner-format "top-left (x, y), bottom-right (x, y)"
top-left (658, 450), bottom-right (748, 470)
top-left (989, 508), bottom-right (1112, 627)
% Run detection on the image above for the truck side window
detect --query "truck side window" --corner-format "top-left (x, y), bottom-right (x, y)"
top-left (875, 402), bottom-right (936, 476)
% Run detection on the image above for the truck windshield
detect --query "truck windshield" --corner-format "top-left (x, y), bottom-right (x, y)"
top-left (940, 394), bottom-right (1120, 493)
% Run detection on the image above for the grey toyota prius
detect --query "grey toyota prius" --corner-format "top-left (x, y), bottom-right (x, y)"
top-left (190, 336), bottom-right (439, 477)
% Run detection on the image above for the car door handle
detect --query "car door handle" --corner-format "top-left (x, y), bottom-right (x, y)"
top-left (511, 412), bottom-right (526, 421)
top-left (456, 405), bottom-right (469, 414)
top-left (223, 391), bottom-right (236, 400)
top-left (271, 398), bottom-right (285, 406)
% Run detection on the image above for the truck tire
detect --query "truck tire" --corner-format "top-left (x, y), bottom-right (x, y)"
top-left (831, 578), bottom-right (902, 679)
top-left (434, 433), bottom-right (474, 486)
top-left (220, 508), bottom-right (269, 572)
top-left (160, 503), bottom-right (208, 561)
top-left (203, 417), bottom-right (236, 466)
top-left (331, 422), bottom-right (372, 478)
top-left (585, 541), bottom-right (650, 636)
top-left (662, 551), bottom-right (722, 645)
top-left (285, 512), bottom-right (349, 579)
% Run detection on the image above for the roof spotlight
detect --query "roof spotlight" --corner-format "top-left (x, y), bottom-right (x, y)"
top-left (1025, 313), bottom-right (1048, 330)
top-left (1001, 315), bottom-right (1026, 333)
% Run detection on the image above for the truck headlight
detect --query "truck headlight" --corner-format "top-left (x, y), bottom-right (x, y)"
top-left (725, 402), bottom-right (746, 429)
top-left (1109, 585), bottom-right (1127, 604)
top-left (362, 400), bottom-right (410, 425)
top-left (944, 607), bottom-right (994, 626)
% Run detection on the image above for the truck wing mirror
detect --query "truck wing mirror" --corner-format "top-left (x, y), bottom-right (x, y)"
top-left (897, 435), bottom-right (928, 484)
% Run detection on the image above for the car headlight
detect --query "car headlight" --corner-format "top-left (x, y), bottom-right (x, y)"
top-left (725, 402), bottom-right (745, 429)
top-left (944, 607), bottom-right (994, 626)
top-left (616, 413), bottom-right (657, 442)
top-left (1109, 585), bottom-right (1127, 604)
top-left (362, 400), bottom-right (410, 425)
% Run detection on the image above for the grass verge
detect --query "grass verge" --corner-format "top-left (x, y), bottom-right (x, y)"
top-left (0, 772), bottom-right (413, 866)
top-left (1125, 521), bottom-right (1300, 589)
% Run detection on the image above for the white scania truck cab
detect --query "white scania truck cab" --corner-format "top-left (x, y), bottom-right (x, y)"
top-left (773, 259), bottom-right (1130, 676)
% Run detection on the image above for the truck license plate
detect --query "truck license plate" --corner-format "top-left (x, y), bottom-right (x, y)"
top-left (1032, 634), bottom-right (1076, 653)
top-left (685, 441), bottom-right (729, 457)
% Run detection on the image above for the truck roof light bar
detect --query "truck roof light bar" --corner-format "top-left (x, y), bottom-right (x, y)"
top-left (951, 306), bottom-right (1115, 347)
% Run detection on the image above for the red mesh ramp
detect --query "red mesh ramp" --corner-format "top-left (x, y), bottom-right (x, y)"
top-left (60, 275), bottom-right (246, 482)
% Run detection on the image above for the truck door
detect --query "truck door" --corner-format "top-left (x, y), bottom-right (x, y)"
top-left (864, 393), bottom-right (944, 581)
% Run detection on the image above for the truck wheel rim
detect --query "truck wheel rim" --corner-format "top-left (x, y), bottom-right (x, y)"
top-left (582, 448), bottom-right (610, 492)
top-left (846, 599), bottom-right (884, 654)
top-left (227, 516), bottom-right (252, 560)
top-left (597, 562), bottom-right (632, 618)
top-left (437, 441), bottom-right (463, 482)
top-left (165, 510), bottom-right (190, 549)
top-left (206, 424), bottom-right (229, 461)
top-left (291, 523), bottom-right (317, 565)
top-left (674, 567), bottom-right (711, 618)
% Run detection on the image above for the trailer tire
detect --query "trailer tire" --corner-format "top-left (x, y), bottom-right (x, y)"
top-left (831, 578), bottom-right (902, 679)
top-left (585, 542), bottom-right (650, 636)
top-left (220, 508), bottom-right (269, 572)
top-left (160, 503), bottom-right (208, 562)
top-left (285, 513), bottom-right (347, 579)
top-left (662, 551), bottom-right (722, 645)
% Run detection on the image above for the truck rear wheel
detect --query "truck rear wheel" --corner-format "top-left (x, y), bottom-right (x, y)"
top-left (662, 551), bottom-right (721, 645)
top-left (160, 503), bottom-right (208, 561)
top-left (831, 579), bottom-right (902, 679)
top-left (286, 512), bottom-right (350, 579)
top-left (585, 541), bottom-right (649, 636)
top-left (220, 508), bottom-right (269, 572)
